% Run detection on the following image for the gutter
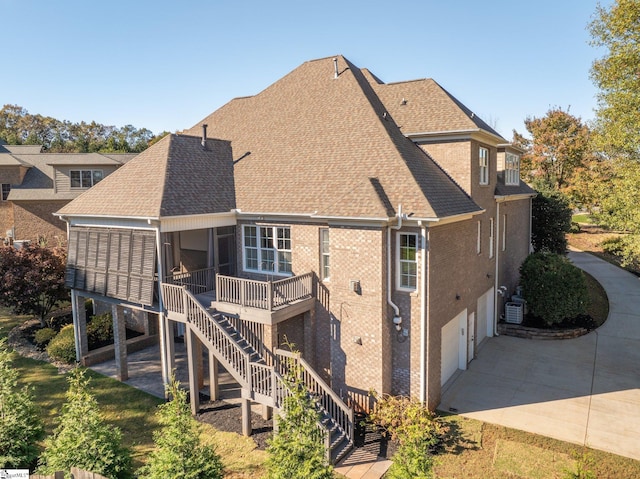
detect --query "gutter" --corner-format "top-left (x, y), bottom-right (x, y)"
top-left (387, 205), bottom-right (405, 330)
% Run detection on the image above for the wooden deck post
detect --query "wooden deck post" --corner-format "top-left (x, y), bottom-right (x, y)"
top-left (111, 304), bottom-right (128, 382)
top-left (209, 350), bottom-right (219, 401)
top-left (185, 325), bottom-right (200, 415)
top-left (241, 398), bottom-right (252, 436)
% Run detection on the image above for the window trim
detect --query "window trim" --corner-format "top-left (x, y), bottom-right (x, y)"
top-left (320, 228), bottom-right (330, 281)
top-left (1, 184), bottom-right (10, 201)
top-left (502, 214), bottom-right (507, 251)
top-left (505, 153), bottom-right (520, 186)
top-left (476, 221), bottom-right (481, 255)
top-left (70, 169), bottom-right (104, 189)
top-left (397, 232), bottom-right (418, 291)
top-left (242, 224), bottom-right (292, 276)
top-left (479, 147), bottom-right (489, 185)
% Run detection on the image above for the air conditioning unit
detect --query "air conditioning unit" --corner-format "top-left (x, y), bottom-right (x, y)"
top-left (505, 302), bottom-right (523, 324)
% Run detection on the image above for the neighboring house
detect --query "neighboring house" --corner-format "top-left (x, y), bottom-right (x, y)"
top-left (56, 55), bottom-right (535, 462)
top-left (0, 141), bottom-right (134, 245)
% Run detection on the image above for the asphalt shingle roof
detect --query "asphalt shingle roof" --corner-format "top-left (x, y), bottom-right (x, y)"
top-left (57, 134), bottom-right (236, 218)
top-left (183, 55), bottom-right (484, 220)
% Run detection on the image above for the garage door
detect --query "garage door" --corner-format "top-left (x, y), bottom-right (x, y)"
top-left (441, 310), bottom-right (467, 385)
top-left (477, 287), bottom-right (494, 344)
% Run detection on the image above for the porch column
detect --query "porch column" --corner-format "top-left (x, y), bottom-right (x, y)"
top-left (196, 339), bottom-right (204, 390)
top-left (185, 325), bottom-right (200, 415)
top-left (262, 404), bottom-right (272, 420)
top-left (209, 350), bottom-right (219, 401)
top-left (111, 304), bottom-right (128, 382)
top-left (166, 319), bottom-right (176, 375)
top-left (241, 398), bottom-right (252, 436)
top-left (71, 291), bottom-right (88, 364)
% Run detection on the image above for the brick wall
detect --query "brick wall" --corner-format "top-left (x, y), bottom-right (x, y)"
top-left (498, 198), bottom-right (532, 300)
top-left (13, 200), bottom-right (68, 245)
top-left (0, 166), bottom-right (23, 239)
top-left (419, 141), bottom-right (471, 194)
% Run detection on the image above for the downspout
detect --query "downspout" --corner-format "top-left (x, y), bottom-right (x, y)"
top-left (387, 205), bottom-right (404, 330)
top-left (418, 221), bottom-right (428, 404)
top-left (154, 224), bottom-right (169, 387)
top-left (493, 203), bottom-right (500, 337)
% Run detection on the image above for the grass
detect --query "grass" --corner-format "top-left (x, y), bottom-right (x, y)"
top-left (572, 213), bottom-right (593, 224)
top-left (434, 415), bottom-right (640, 478)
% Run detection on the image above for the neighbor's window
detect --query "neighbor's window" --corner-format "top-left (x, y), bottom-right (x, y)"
top-left (489, 218), bottom-right (495, 259)
top-left (1, 184), bottom-right (10, 201)
top-left (243, 225), bottom-right (292, 275)
top-left (398, 232), bottom-right (418, 290)
top-left (479, 147), bottom-right (489, 185)
top-left (505, 153), bottom-right (520, 185)
top-left (320, 228), bottom-right (330, 281)
top-left (70, 169), bottom-right (104, 188)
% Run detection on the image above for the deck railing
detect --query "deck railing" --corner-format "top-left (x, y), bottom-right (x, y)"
top-left (216, 272), bottom-right (314, 311)
top-left (164, 267), bottom-right (216, 295)
top-left (275, 348), bottom-right (354, 443)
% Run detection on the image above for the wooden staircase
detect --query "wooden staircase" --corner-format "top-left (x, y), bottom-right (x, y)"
top-left (162, 283), bottom-right (354, 464)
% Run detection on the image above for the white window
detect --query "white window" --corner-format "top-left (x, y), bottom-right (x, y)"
top-left (502, 214), bottom-right (507, 251)
top-left (476, 221), bottom-right (481, 254)
top-left (398, 233), bottom-right (418, 290)
top-left (320, 228), bottom-right (330, 281)
top-left (505, 153), bottom-right (520, 185)
top-left (489, 218), bottom-right (494, 259)
top-left (1, 184), bottom-right (10, 201)
top-left (70, 169), bottom-right (103, 188)
top-left (243, 225), bottom-right (292, 275)
top-left (479, 147), bottom-right (489, 185)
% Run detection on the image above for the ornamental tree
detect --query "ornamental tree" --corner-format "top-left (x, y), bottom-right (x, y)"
top-left (0, 244), bottom-right (69, 327)
top-left (137, 377), bottom-right (224, 479)
top-left (0, 339), bottom-right (44, 468)
top-left (36, 368), bottom-right (132, 478)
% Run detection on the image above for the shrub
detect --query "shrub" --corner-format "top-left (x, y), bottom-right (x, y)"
top-left (531, 189), bottom-right (572, 254)
top-left (520, 252), bottom-right (589, 326)
top-left (87, 313), bottom-right (113, 349)
top-left (47, 324), bottom-right (76, 363)
top-left (369, 394), bottom-right (448, 479)
top-left (601, 235), bottom-right (640, 270)
top-left (37, 368), bottom-right (132, 479)
top-left (34, 328), bottom-right (57, 349)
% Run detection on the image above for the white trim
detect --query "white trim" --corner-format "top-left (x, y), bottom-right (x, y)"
top-left (242, 224), bottom-right (292, 276)
top-left (476, 220), bottom-right (481, 255)
top-left (396, 231), bottom-right (418, 291)
top-left (479, 147), bottom-right (489, 185)
top-left (489, 217), bottom-right (495, 259)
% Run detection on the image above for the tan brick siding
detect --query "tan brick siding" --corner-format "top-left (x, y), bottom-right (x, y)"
top-left (419, 141), bottom-right (471, 194)
top-left (13, 200), bottom-right (68, 244)
top-left (497, 199), bottom-right (532, 303)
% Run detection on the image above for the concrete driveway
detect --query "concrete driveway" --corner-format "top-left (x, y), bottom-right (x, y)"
top-left (439, 250), bottom-right (640, 461)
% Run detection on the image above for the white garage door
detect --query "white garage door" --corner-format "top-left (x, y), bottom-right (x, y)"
top-left (477, 288), bottom-right (491, 344)
top-left (441, 310), bottom-right (466, 385)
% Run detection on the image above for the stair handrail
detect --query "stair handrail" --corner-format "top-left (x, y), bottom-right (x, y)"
top-left (275, 348), bottom-right (354, 442)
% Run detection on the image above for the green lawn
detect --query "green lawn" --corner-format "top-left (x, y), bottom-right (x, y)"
top-left (572, 213), bottom-right (594, 224)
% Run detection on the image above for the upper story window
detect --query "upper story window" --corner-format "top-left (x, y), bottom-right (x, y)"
top-left (479, 147), bottom-right (489, 185)
top-left (320, 228), bottom-right (330, 281)
top-left (243, 225), bottom-right (292, 275)
top-left (1, 184), bottom-right (10, 201)
top-left (489, 218), bottom-right (495, 259)
top-left (505, 153), bottom-right (520, 185)
top-left (70, 169), bottom-right (103, 188)
top-left (397, 232), bottom-right (418, 291)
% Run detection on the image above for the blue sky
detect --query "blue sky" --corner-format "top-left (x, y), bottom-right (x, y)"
top-left (1, 0), bottom-right (610, 140)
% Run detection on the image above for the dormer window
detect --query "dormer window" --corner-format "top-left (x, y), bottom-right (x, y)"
top-left (70, 169), bottom-right (103, 188)
top-left (505, 153), bottom-right (520, 185)
top-left (479, 147), bottom-right (489, 185)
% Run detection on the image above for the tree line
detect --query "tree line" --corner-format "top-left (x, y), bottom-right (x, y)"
top-left (512, 0), bottom-right (640, 268)
top-left (0, 104), bottom-right (168, 153)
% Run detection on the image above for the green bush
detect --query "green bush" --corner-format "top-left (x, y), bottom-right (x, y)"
top-left (520, 252), bottom-right (589, 326)
top-left (601, 235), bottom-right (640, 270)
top-left (34, 328), bottom-right (57, 349)
top-left (47, 324), bottom-right (76, 363)
top-left (87, 312), bottom-right (113, 349)
top-left (532, 189), bottom-right (572, 254)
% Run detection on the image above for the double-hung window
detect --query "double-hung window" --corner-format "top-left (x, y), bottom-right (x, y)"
top-left (243, 225), bottom-right (292, 275)
top-left (1, 184), bottom-right (10, 201)
top-left (70, 169), bottom-right (104, 188)
top-left (320, 228), bottom-right (330, 281)
top-left (398, 233), bottom-right (418, 291)
top-left (479, 147), bottom-right (489, 185)
top-left (505, 153), bottom-right (520, 185)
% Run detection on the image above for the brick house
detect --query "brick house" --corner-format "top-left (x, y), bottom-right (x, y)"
top-left (0, 141), bottom-right (134, 245)
top-left (56, 55), bottom-right (534, 461)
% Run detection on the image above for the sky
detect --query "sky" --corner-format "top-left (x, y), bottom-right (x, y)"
top-left (1, 0), bottom-right (612, 140)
